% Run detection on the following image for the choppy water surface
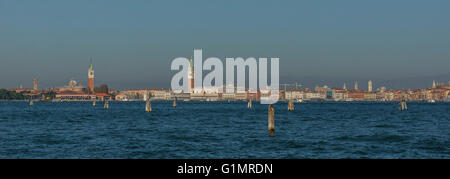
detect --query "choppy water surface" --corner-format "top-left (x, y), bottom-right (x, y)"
top-left (0, 101), bottom-right (448, 158)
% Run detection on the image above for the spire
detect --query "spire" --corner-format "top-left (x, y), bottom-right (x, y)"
top-left (89, 57), bottom-right (93, 70)
top-left (190, 56), bottom-right (193, 68)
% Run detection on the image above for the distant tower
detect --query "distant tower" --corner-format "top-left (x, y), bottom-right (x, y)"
top-left (354, 81), bottom-right (358, 90)
top-left (188, 56), bottom-right (194, 93)
top-left (343, 83), bottom-right (347, 90)
top-left (368, 80), bottom-right (373, 92)
top-left (88, 59), bottom-right (95, 93)
top-left (432, 80), bottom-right (436, 88)
top-left (33, 78), bottom-right (38, 90)
top-left (19, 84), bottom-right (23, 89)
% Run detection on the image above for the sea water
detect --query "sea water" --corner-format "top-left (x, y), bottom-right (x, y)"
top-left (0, 101), bottom-right (448, 159)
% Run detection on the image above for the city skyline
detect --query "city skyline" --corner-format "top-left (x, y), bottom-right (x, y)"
top-left (2, 59), bottom-right (450, 91)
top-left (1, 0), bottom-right (450, 89)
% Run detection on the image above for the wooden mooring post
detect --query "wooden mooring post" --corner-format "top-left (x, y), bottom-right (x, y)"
top-left (145, 100), bottom-right (152, 112)
top-left (104, 100), bottom-right (109, 109)
top-left (288, 99), bottom-right (295, 111)
top-left (268, 104), bottom-right (275, 135)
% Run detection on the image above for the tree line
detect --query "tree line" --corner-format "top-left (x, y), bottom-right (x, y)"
top-left (0, 89), bottom-right (26, 100)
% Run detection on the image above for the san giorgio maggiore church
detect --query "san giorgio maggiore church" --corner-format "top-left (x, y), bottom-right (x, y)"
top-left (53, 61), bottom-right (110, 101)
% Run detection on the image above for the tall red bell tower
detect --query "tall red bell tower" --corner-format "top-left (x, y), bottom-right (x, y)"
top-left (88, 59), bottom-right (95, 93)
top-left (188, 56), bottom-right (194, 93)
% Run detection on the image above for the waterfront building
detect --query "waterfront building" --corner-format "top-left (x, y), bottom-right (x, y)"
top-left (115, 93), bottom-right (128, 101)
top-left (332, 88), bottom-right (348, 101)
top-left (305, 92), bottom-right (325, 100)
top-left (234, 93), bottom-right (247, 101)
top-left (259, 89), bottom-right (279, 102)
top-left (285, 89), bottom-right (304, 100)
top-left (347, 90), bottom-right (365, 101)
top-left (203, 86), bottom-right (220, 94)
top-left (120, 89), bottom-right (148, 100)
top-left (54, 78), bottom-right (92, 100)
top-left (376, 91), bottom-right (386, 101)
top-left (364, 92), bottom-right (377, 101)
top-left (153, 89), bottom-right (172, 100)
top-left (326, 89), bottom-right (334, 100)
top-left (172, 92), bottom-right (191, 101)
top-left (119, 89), bottom-right (172, 101)
top-left (222, 92), bottom-right (236, 100)
top-left (385, 91), bottom-right (395, 101)
top-left (55, 91), bottom-right (93, 100)
top-left (204, 92), bottom-right (219, 101)
top-left (332, 92), bottom-right (346, 101)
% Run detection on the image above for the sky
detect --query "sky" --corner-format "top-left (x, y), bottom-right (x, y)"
top-left (0, 0), bottom-right (449, 90)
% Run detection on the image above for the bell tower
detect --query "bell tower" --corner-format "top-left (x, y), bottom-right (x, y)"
top-left (33, 78), bottom-right (38, 91)
top-left (188, 56), bottom-right (194, 93)
top-left (88, 59), bottom-right (95, 93)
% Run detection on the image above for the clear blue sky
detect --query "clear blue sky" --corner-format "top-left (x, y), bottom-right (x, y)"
top-left (1, 0), bottom-right (449, 90)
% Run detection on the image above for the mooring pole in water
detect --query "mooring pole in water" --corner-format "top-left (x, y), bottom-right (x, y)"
top-left (145, 100), bottom-right (152, 112)
top-left (268, 104), bottom-right (275, 135)
top-left (173, 98), bottom-right (177, 108)
top-left (28, 97), bottom-right (33, 106)
top-left (288, 99), bottom-right (295, 111)
top-left (399, 97), bottom-right (407, 111)
top-left (93, 98), bottom-right (96, 107)
top-left (248, 99), bottom-right (252, 109)
top-left (104, 100), bottom-right (109, 109)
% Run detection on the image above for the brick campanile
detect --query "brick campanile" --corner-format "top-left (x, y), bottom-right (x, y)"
top-left (88, 60), bottom-right (95, 93)
top-left (188, 56), bottom-right (194, 93)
